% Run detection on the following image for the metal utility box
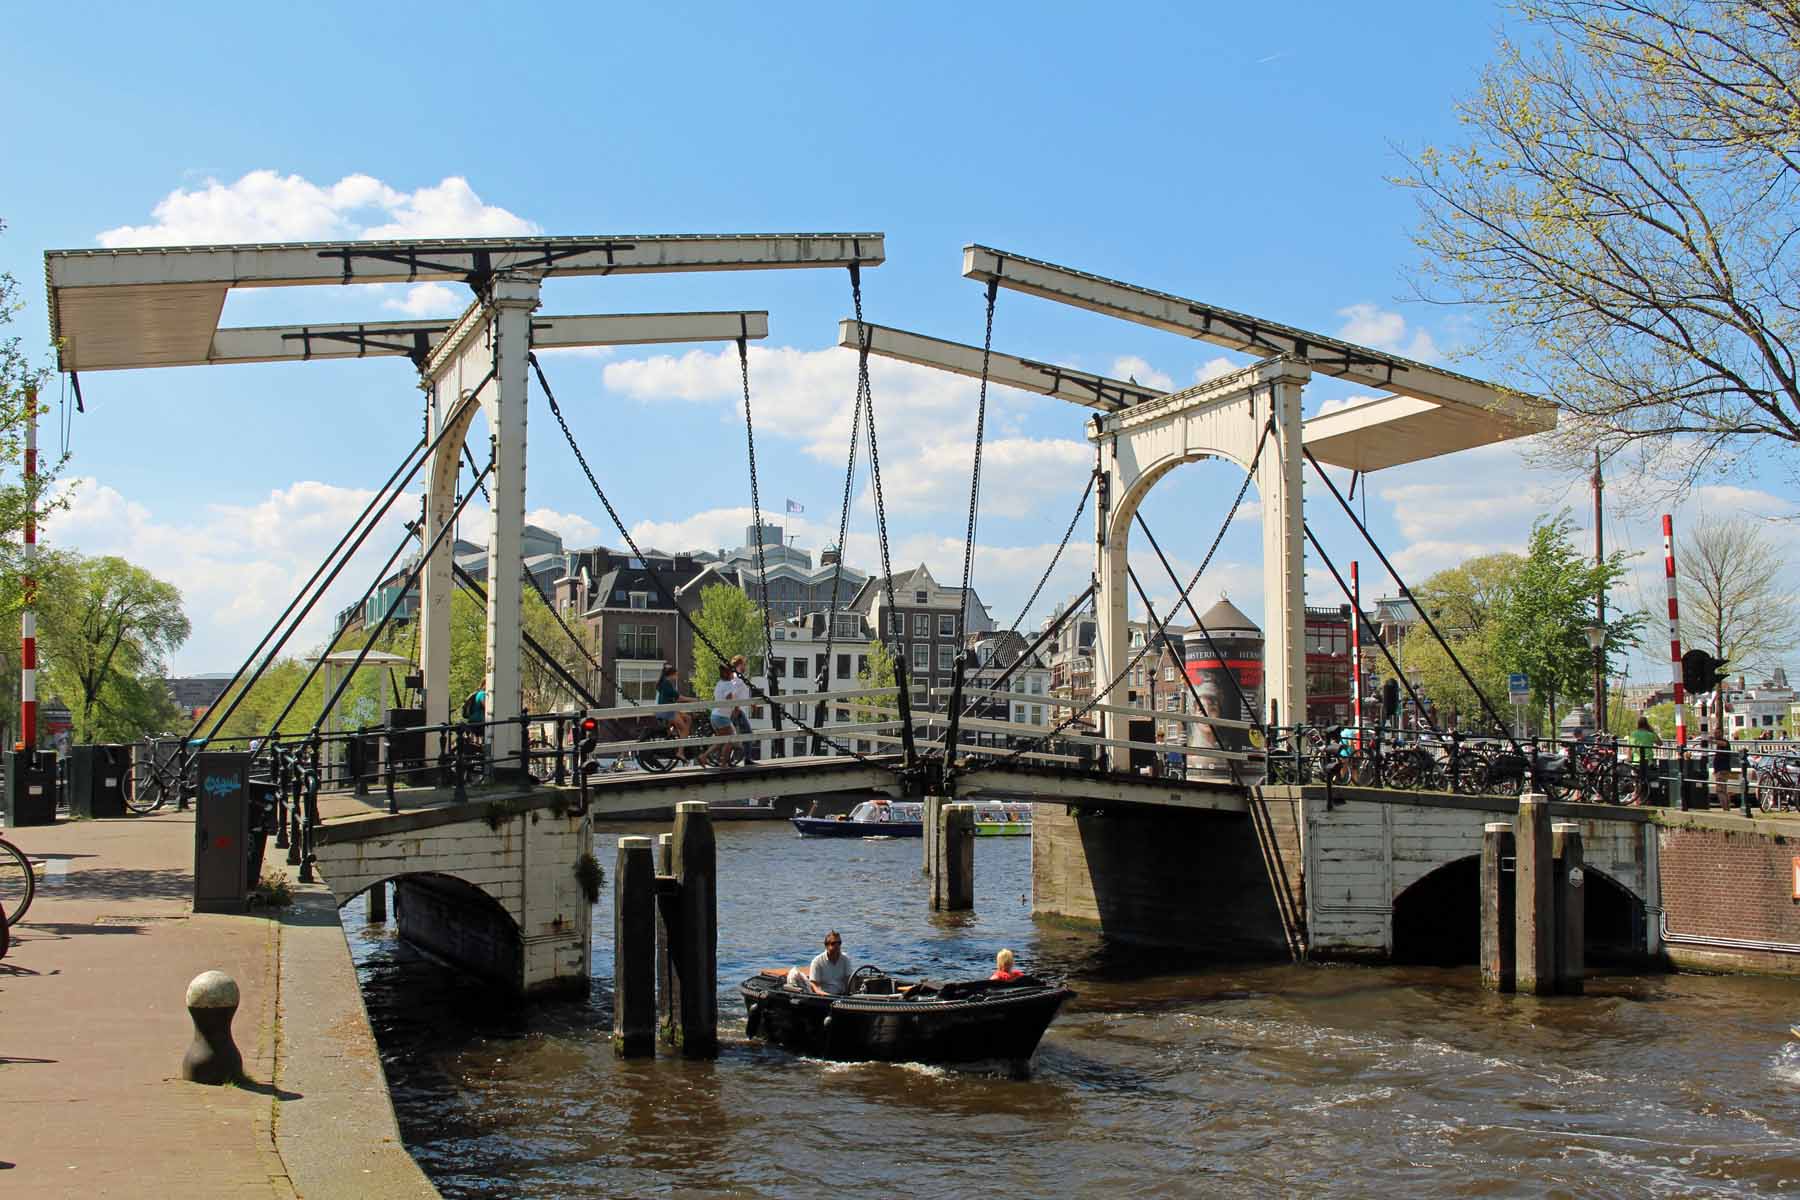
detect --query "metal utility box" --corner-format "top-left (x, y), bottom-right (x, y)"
top-left (193, 752), bottom-right (253, 913)
top-left (386, 707), bottom-right (425, 774)
top-left (1128, 718), bottom-right (1158, 774)
top-left (67, 743), bottom-right (130, 818)
top-left (4, 749), bottom-right (59, 826)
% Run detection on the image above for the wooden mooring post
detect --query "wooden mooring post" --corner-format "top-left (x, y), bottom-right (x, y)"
top-left (1496, 797), bottom-right (1586, 997)
top-left (655, 832), bottom-right (674, 1045)
top-left (932, 802), bottom-right (975, 912)
top-left (1552, 821), bottom-right (1585, 996)
top-left (1514, 794), bottom-right (1555, 996)
top-left (671, 800), bottom-right (717, 1058)
top-left (1480, 822), bottom-right (1514, 993)
top-left (612, 836), bottom-right (656, 1057)
top-left (922, 793), bottom-right (944, 877)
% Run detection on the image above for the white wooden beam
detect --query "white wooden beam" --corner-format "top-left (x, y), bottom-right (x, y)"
top-left (961, 244), bottom-right (1551, 429)
top-left (198, 311), bottom-right (769, 370)
top-left (835, 320), bottom-right (1157, 411)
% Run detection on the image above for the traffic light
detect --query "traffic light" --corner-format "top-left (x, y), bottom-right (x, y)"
top-left (1681, 648), bottom-right (1729, 695)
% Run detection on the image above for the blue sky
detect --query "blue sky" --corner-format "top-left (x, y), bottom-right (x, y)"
top-left (4, 1), bottom-right (1793, 683)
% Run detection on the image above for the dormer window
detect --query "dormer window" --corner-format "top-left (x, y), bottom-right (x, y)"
top-left (629, 592), bottom-right (648, 609)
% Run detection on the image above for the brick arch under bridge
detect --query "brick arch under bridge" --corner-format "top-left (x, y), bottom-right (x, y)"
top-left (1298, 788), bottom-right (1658, 962)
top-left (310, 800), bottom-right (595, 997)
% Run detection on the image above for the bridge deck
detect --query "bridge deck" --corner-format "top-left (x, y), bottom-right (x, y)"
top-left (312, 753), bottom-right (1253, 845)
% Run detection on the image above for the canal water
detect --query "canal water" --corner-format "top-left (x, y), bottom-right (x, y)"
top-left (346, 818), bottom-right (1800, 1197)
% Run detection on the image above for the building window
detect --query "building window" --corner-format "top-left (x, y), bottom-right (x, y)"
top-left (629, 591), bottom-right (649, 609)
top-left (836, 653), bottom-right (851, 679)
top-left (856, 654), bottom-right (868, 678)
top-left (769, 657), bottom-right (786, 679)
top-left (915, 590), bottom-right (929, 604)
top-left (914, 614), bottom-right (930, 637)
top-left (834, 615), bottom-right (860, 639)
top-left (792, 656), bottom-right (807, 680)
top-left (1163, 664), bottom-right (1173, 681)
top-left (617, 623), bottom-right (660, 659)
top-left (836, 708), bottom-right (849, 723)
top-left (912, 644), bottom-right (931, 672)
top-left (618, 664), bottom-right (660, 703)
top-left (939, 614), bottom-right (956, 637)
top-left (1032, 706), bottom-right (1043, 725)
top-left (890, 613), bottom-right (905, 636)
top-left (938, 644), bottom-right (955, 671)
top-left (912, 686), bottom-right (929, 706)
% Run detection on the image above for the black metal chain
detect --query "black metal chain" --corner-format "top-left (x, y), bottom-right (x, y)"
top-left (812, 311), bottom-right (868, 749)
top-left (521, 564), bottom-right (627, 705)
top-left (529, 351), bottom-right (887, 767)
top-left (989, 418), bottom-right (1274, 768)
top-left (958, 277), bottom-right (999, 629)
top-left (736, 331), bottom-right (777, 691)
top-left (956, 470), bottom-right (1093, 719)
top-left (848, 264), bottom-right (917, 766)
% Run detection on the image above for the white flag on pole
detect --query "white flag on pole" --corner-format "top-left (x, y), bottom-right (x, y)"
top-left (785, 499), bottom-right (804, 515)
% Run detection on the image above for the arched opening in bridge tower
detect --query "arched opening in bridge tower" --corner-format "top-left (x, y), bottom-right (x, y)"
top-left (364, 871), bottom-right (525, 994)
top-left (1390, 856), bottom-right (1647, 965)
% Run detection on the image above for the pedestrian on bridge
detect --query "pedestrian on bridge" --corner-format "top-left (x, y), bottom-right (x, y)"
top-left (729, 655), bottom-right (760, 764)
top-left (701, 662), bottom-right (741, 769)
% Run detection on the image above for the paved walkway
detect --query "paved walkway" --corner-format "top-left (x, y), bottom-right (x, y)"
top-left (0, 811), bottom-right (437, 1198)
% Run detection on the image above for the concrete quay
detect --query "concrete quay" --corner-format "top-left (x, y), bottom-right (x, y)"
top-left (0, 810), bottom-right (437, 1198)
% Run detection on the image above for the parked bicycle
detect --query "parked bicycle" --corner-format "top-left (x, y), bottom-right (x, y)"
top-left (126, 737), bottom-right (196, 814)
top-left (1752, 752), bottom-right (1800, 812)
top-left (0, 832), bottom-right (38, 959)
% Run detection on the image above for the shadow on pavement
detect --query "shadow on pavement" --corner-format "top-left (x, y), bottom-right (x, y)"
top-left (51, 867), bottom-right (192, 902)
top-left (238, 1078), bottom-right (304, 1101)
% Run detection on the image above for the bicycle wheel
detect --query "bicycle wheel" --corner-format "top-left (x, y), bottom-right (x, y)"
top-left (638, 737), bottom-right (678, 774)
top-left (0, 837), bottom-right (36, 927)
top-left (126, 756), bottom-right (168, 815)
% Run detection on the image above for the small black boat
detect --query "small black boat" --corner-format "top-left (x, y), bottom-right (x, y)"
top-left (740, 966), bottom-right (1073, 1065)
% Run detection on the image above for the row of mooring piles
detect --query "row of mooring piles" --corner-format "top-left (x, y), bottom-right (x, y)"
top-left (921, 795), bottom-right (974, 912)
top-left (613, 800), bottom-right (718, 1058)
top-left (1481, 794), bottom-right (1584, 996)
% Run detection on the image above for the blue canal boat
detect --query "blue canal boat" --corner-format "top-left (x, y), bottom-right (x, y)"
top-left (790, 798), bottom-right (1032, 838)
top-left (741, 967), bottom-right (1073, 1065)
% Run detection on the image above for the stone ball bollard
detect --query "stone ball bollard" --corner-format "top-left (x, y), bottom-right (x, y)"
top-left (181, 970), bottom-right (244, 1085)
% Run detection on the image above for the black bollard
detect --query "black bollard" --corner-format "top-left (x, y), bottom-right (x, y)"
top-left (181, 970), bottom-right (244, 1085)
top-left (613, 836), bottom-right (656, 1057)
top-left (672, 800), bottom-right (717, 1058)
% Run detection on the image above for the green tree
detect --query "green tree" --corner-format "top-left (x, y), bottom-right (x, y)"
top-left (521, 584), bottom-right (600, 712)
top-left (689, 584), bottom-right (765, 697)
top-left (1496, 514), bottom-right (1643, 731)
top-left (856, 639), bottom-right (897, 717)
top-left (1399, 1), bottom-right (1800, 488)
top-left (39, 555), bottom-right (190, 741)
top-left (1677, 513), bottom-right (1798, 677)
top-left (1401, 619), bottom-right (1512, 728)
top-left (1643, 701), bottom-right (1678, 741)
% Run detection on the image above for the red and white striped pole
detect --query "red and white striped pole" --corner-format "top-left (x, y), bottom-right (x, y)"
top-left (1662, 513), bottom-right (1685, 748)
top-left (1350, 560), bottom-right (1362, 749)
top-left (17, 383), bottom-right (38, 753)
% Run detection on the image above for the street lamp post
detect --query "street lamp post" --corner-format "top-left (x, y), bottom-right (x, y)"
top-left (1585, 622), bottom-right (1606, 734)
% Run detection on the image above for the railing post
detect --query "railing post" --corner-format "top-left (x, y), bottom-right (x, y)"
top-left (273, 751), bottom-right (290, 851)
top-left (554, 713), bottom-right (567, 786)
top-left (298, 741), bottom-right (320, 884)
top-left (1741, 748), bottom-right (1753, 816)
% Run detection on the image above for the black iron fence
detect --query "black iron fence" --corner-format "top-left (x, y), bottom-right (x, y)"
top-left (1262, 723), bottom-right (1782, 814)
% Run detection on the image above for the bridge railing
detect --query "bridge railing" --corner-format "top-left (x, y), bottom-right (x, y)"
top-left (1258, 724), bottom-right (1791, 814)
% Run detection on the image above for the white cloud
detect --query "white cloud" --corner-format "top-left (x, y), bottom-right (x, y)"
top-left (525, 507), bottom-right (602, 548)
top-left (1111, 355), bottom-right (1173, 392)
top-left (46, 475), bottom-right (418, 672)
top-left (876, 437), bottom-right (1092, 518)
top-left (1195, 356), bottom-right (1242, 385)
top-left (1336, 302), bottom-right (1441, 362)
top-left (382, 282), bottom-right (466, 318)
top-left (1311, 394), bottom-right (1381, 418)
top-left (97, 170), bottom-right (537, 247)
